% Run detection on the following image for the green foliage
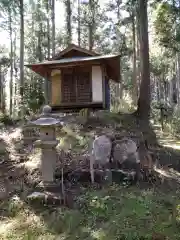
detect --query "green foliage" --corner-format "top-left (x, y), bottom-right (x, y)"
top-left (25, 85), bottom-right (45, 114)
top-left (151, 101), bottom-right (161, 122)
top-left (176, 204), bottom-right (180, 223)
top-left (1, 187), bottom-right (180, 239)
top-left (168, 107), bottom-right (180, 135)
top-left (154, 2), bottom-right (180, 52)
top-left (0, 112), bottom-right (14, 125)
top-left (152, 105), bottom-right (180, 135)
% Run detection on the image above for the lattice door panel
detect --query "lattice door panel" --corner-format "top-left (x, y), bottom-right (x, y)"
top-left (76, 72), bottom-right (91, 103)
top-left (61, 73), bottom-right (76, 103)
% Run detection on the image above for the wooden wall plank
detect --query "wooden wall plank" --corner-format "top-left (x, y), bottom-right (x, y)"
top-left (51, 74), bottom-right (61, 105)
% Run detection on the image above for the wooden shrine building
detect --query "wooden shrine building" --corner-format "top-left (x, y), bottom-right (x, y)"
top-left (25, 44), bottom-right (121, 112)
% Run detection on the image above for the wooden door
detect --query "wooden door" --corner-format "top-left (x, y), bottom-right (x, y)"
top-left (61, 67), bottom-right (92, 104)
top-left (61, 70), bottom-right (76, 103)
top-left (76, 70), bottom-right (92, 103)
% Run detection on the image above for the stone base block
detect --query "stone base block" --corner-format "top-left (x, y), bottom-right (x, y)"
top-left (27, 190), bottom-right (74, 208)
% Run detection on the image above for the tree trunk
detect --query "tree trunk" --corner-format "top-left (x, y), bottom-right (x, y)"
top-left (46, 0), bottom-right (50, 59)
top-left (0, 66), bottom-right (2, 111)
top-left (66, 0), bottom-right (72, 45)
top-left (116, 0), bottom-right (123, 99)
top-left (136, 3), bottom-right (141, 97)
top-left (51, 0), bottom-right (55, 56)
top-left (37, 0), bottom-right (45, 102)
top-left (176, 53), bottom-right (180, 106)
top-left (1, 72), bottom-right (5, 114)
top-left (88, 0), bottom-right (94, 50)
top-left (156, 77), bottom-right (160, 102)
top-left (37, 0), bottom-right (43, 61)
top-left (13, 30), bottom-right (18, 116)
top-left (136, 0), bottom-right (150, 120)
top-left (169, 78), bottom-right (173, 104)
top-left (31, 1), bottom-right (36, 89)
top-left (77, 0), bottom-right (81, 46)
top-left (132, 10), bottom-right (138, 105)
top-left (8, 6), bottom-right (13, 116)
top-left (20, 0), bottom-right (24, 117)
top-left (89, 0), bottom-right (95, 50)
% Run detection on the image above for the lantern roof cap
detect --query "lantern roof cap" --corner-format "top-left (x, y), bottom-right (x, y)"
top-left (31, 105), bottom-right (61, 126)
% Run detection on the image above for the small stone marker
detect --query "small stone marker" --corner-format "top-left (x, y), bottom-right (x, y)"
top-left (90, 135), bottom-right (112, 183)
top-left (112, 137), bottom-right (140, 166)
top-left (92, 135), bottom-right (112, 164)
top-left (27, 191), bottom-right (63, 205)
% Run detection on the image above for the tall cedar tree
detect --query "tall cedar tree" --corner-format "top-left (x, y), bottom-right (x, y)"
top-left (136, 0), bottom-right (151, 120)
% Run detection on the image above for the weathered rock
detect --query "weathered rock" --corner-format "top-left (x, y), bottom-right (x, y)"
top-left (91, 135), bottom-right (112, 166)
top-left (27, 191), bottom-right (63, 205)
top-left (27, 190), bottom-right (74, 208)
top-left (112, 137), bottom-right (140, 167)
top-left (90, 135), bottom-right (112, 183)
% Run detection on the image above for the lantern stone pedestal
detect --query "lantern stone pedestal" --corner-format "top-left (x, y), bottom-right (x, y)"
top-left (35, 140), bottom-right (58, 188)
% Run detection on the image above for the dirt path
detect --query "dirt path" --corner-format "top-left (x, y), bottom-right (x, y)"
top-left (154, 124), bottom-right (180, 150)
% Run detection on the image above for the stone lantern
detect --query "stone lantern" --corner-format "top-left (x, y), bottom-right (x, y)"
top-left (31, 105), bottom-right (62, 186)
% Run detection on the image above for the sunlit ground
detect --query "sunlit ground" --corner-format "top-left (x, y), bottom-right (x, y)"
top-left (160, 142), bottom-right (180, 150)
top-left (154, 124), bottom-right (180, 150)
top-left (159, 136), bottom-right (180, 150)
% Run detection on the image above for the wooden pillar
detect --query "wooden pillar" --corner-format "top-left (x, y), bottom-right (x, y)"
top-left (48, 70), bottom-right (52, 105)
top-left (44, 70), bottom-right (51, 104)
top-left (48, 79), bottom-right (52, 105)
top-left (101, 65), bottom-right (106, 109)
top-left (44, 78), bottom-right (48, 105)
